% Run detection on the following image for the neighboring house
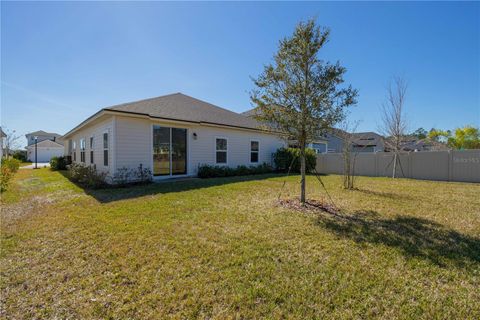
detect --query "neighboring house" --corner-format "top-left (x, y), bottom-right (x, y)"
top-left (242, 108), bottom-right (330, 154)
top-left (0, 127), bottom-right (6, 159)
top-left (25, 130), bottom-right (63, 146)
top-left (242, 108), bottom-right (386, 154)
top-left (27, 139), bottom-right (65, 162)
top-left (385, 136), bottom-right (450, 152)
top-left (63, 93), bottom-right (286, 181)
top-left (351, 132), bottom-right (385, 152)
top-left (321, 129), bottom-right (347, 153)
top-left (307, 138), bottom-right (329, 154)
top-left (25, 130), bottom-right (64, 162)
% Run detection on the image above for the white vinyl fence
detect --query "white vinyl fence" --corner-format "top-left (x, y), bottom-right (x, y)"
top-left (316, 150), bottom-right (480, 183)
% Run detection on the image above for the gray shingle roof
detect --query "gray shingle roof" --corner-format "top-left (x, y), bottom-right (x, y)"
top-left (106, 93), bottom-right (261, 130)
top-left (351, 132), bottom-right (384, 146)
top-left (26, 130), bottom-right (62, 137)
top-left (27, 139), bottom-right (64, 148)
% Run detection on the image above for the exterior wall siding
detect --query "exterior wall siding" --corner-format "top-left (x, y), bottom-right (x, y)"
top-left (66, 116), bottom-right (115, 176)
top-left (188, 125), bottom-right (285, 175)
top-left (114, 116), bottom-right (152, 172)
top-left (113, 117), bottom-right (286, 177)
top-left (67, 115), bottom-right (286, 181)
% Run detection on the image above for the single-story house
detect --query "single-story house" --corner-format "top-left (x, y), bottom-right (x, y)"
top-left (62, 93), bottom-right (286, 181)
top-left (27, 139), bottom-right (64, 162)
top-left (25, 130), bottom-right (64, 162)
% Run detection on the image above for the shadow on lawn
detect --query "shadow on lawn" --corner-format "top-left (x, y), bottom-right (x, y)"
top-left (352, 188), bottom-right (414, 200)
top-left (315, 209), bottom-right (480, 269)
top-left (62, 173), bottom-right (287, 204)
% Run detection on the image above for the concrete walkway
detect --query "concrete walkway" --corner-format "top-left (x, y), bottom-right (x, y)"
top-left (20, 163), bottom-right (50, 169)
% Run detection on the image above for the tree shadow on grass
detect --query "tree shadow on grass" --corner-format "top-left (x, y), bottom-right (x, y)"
top-left (351, 188), bottom-right (414, 200)
top-left (314, 209), bottom-right (480, 269)
top-left (59, 172), bottom-right (288, 204)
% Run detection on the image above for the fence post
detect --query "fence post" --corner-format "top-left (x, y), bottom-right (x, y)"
top-left (448, 150), bottom-right (453, 182)
top-left (407, 152), bottom-right (412, 178)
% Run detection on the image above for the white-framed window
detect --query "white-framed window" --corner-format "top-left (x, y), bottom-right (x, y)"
top-left (103, 132), bottom-right (109, 166)
top-left (250, 140), bottom-right (259, 163)
top-left (215, 137), bottom-right (227, 164)
top-left (89, 136), bottom-right (94, 164)
top-left (310, 142), bottom-right (327, 154)
top-left (80, 138), bottom-right (86, 162)
top-left (72, 140), bottom-right (76, 162)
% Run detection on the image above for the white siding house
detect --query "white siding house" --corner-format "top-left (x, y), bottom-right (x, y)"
top-left (26, 140), bottom-right (64, 162)
top-left (63, 93), bottom-right (286, 182)
top-left (24, 130), bottom-right (65, 162)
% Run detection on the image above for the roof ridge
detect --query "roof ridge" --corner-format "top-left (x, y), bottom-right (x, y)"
top-left (177, 93), bottom-right (247, 116)
top-left (107, 92), bottom-right (183, 109)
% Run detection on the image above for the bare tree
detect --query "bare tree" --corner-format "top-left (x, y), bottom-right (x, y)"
top-left (3, 128), bottom-right (22, 159)
top-left (379, 77), bottom-right (408, 178)
top-left (337, 121), bottom-right (360, 189)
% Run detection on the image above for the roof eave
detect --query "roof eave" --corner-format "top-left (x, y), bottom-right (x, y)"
top-left (63, 108), bottom-right (283, 139)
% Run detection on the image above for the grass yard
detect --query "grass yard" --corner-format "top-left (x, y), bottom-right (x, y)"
top-left (1, 169), bottom-right (479, 319)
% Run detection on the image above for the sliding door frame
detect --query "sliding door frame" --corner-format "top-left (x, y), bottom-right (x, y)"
top-left (151, 123), bottom-right (189, 179)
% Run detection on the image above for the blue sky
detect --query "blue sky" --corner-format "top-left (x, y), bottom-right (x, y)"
top-left (1, 1), bottom-right (479, 147)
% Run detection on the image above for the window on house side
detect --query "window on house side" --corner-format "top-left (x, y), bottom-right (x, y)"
top-left (250, 140), bottom-right (259, 163)
top-left (216, 138), bottom-right (227, 164)
top-left (103, 132), bottom-right (109, 166)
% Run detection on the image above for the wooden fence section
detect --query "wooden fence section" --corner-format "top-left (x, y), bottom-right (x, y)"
top-left (315, 150), bottom-right (480, 183)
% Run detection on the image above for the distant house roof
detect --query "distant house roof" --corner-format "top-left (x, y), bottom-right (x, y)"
top-left (26, 130), bottom-right (62, 138)
top-left (351, 132), bottom-right (384, 146)
top-left (26, 139), bottom-right (64, 148)
top-left (107, 93), bottom-right (261, 130)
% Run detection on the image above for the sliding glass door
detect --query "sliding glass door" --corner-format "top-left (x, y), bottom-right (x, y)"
top-left (171, 128), bottom-right (187, 175)
top-left (153, 126), bottom-right (187, 176)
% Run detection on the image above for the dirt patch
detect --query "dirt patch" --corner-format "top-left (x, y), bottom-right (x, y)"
top-left (1, 191), bottom-right (80, 230)
top-left (277, 198), bottom-right (340, 215)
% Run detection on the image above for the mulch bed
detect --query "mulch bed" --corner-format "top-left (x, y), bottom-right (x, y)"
top-left (277, 198), bottom-right (341, 215)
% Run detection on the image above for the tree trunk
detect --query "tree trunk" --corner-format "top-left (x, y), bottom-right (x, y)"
top-left (392, 152), bottom-right (397, 178)
top-left (300, 145), bottom-right (306, 205)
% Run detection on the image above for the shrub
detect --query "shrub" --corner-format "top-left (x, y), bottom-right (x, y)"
top-left (0, 166), bottom-right (13, 192)
top-left (12, 150), bottom-right (27, 162)
top-left (0, 158), bottom-right (21, 192)
top-left (1, 158), bottom-right (21, 173)
top-left (113, 165), bottom-right (152, 186)
top-left (50, 156), bottom-right (68, 170)
top-left (273, 148), bottom-right (316, 173)
top-left (197, 163), bottom-right (273, 179)
top-left (67, 163), bottom-right (107, 189)
top-left (135, 164), bottom-right (153, 184)
top-left (113, 167), bottom-right (131, 187)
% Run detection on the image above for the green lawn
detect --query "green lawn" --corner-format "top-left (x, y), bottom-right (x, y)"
top-left (1, 169), bottom-right (479, 319)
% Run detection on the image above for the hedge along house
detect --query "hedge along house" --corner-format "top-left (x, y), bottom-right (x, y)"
top-left (62, 93), bottom-right (286, 181)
